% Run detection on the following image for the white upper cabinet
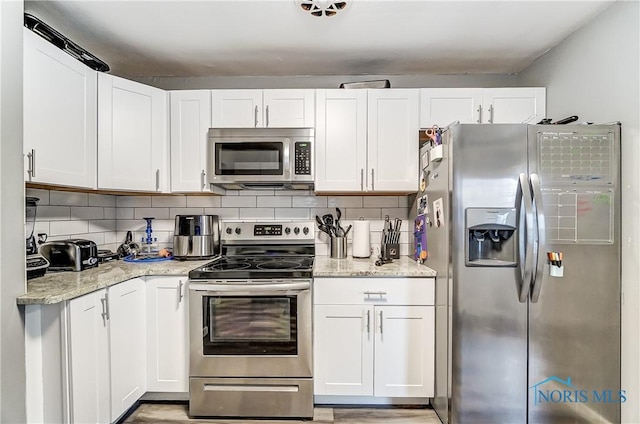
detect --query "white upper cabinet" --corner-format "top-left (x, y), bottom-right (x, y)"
top-left (211, 89), bottom-right (314, 128)
top-left (23, 28), bottom-right (97, 188)
top-left (315, 89), bottom-right (419, 193)
top-left (367, 89), bottom-right (419, 192)
top-left (169, 90), bottom-right (211, 192)
top-left (98, 73), bottom-right (168, 192)
top-left (315, 89), bottom-right (368, 192)
top-left (481, 87), bottom-right (546, 124)
top-left (420, 88), bottom-right (483, 127)
top-left (419, 87), bottom-right (546, 128)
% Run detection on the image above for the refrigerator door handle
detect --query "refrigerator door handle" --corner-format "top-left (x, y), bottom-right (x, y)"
top-left (529, 173), bottom-right (547, 303)
top-left (516, 172), bottom-right (535, 302)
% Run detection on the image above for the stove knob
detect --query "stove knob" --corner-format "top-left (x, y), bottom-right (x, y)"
top-left (235, 227), bottom-right (242, 235)
top-left (284, 227), bottom-right (291, 235)
top-left (294, 227), bottom-right (300, 235)
top-left (303, 226), bottom-right (309, 235)
top-left (226, 227), bottom-right (233, 235)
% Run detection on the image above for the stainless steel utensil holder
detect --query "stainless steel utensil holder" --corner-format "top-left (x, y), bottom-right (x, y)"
top-left (330, 237), bottom-right (347, 259)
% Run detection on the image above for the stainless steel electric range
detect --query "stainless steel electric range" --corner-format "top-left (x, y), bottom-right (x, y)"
top-left (188, 220), bottom-right (314, 419)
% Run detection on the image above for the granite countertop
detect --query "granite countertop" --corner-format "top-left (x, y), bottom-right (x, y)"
top-left (17, 258), bottom-right (213, 305)
top-left (19, 255), bottom-right (436, 306)
top-left (313, 256), bottom-right (437, 278)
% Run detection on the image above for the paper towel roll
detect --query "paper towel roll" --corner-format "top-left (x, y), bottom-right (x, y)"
top-left (352, 220), bottom-right (371, 258)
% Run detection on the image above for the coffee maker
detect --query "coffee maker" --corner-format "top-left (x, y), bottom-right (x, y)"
top-left (26, 197), bottom-right (49, 279)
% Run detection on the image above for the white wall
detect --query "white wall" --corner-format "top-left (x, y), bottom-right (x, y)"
top-left (519, 2), bottom-right (640, 422)
top-left (133, 73), bottom-right (519, 91)
top-left (0, 0), bottom-right (27, 422)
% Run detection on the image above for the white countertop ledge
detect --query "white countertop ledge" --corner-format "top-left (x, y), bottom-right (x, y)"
top-left (313, 256), bottom-right (437, 278)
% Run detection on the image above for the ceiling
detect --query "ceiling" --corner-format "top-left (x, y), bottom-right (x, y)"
top-left (24, 0), bottom-right (615, 79)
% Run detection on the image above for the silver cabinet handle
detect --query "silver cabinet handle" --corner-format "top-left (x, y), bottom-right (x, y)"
top-left (265, 105), bottom-right (270, 128)
top-left (27, 149), bottom-right (36, 179)
top-left (530, 173), bottom-right (547, 303)
top-left (178, 280), bottom-right (184, 303)
top-left (476, 105), bottom-right (482, 123)
top-left (366, 310), bottom-right (371, 335)
top-left (155, 169), bottom-right (160, 191)
top-left (488, 104), bottom-right (494, 123)
top-left (515, 172), bottom-right (535, 303)
top-left (201, 169), bottom-right (206, 190)
top-left (360, 169), bottom-right (364, 191)
top-left (364, 291), bottom-right (387, 298)
top-left (371, 168), bottom-right (375, 191)
top-left (379, 310), bottom-right (383, 334)
top-left (101, 292), bottom-right (110, 323)
top-left (254, 105), bottom-right (259, 127)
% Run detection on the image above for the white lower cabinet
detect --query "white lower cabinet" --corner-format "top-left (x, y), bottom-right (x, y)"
top-left (108, 277), bottom-right (147, 420)
top-left (67, 289), bottom-right (110, 424)
top-left (313, 278), bottom-right (435, 402)
top-left (146, 276), bottom-right (189, 392)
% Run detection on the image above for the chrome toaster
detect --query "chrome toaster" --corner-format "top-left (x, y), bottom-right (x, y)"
top-left (39, 239), bottom-right (98, 272)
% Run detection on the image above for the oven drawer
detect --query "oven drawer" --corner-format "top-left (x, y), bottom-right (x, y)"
top-left (313, 277), bottom-right (435, 305)
top-left (189, 377), bottom-right (313, 418)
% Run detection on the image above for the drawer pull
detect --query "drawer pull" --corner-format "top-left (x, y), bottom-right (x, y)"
top-left (366, 310), bottom-right (371, 335)
top-left (364, 291), bottom-right (387, 298)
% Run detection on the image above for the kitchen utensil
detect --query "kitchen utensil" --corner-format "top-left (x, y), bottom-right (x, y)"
top-left (335, 207), bottom-right (343, 236)
top-left (315, 215), bottom-right (331, 236)
top-left (322, 214), bottom-right (335, 236)
top-left (552, 115), bottom-right (579, 125)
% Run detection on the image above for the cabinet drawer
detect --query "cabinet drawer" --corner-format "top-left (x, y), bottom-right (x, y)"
top-left (313, 277), bottom-right (434, 306)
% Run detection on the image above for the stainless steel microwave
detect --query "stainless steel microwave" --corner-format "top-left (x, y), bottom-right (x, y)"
top-left (207, 128), bottom-right (314, 190)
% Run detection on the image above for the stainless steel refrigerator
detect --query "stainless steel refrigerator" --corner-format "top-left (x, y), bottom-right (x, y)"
top-left (412, 123), bottom-right (621, 424)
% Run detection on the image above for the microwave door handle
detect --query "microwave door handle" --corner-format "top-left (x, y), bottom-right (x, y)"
top-left (283, 139), bottom-right (291, 179)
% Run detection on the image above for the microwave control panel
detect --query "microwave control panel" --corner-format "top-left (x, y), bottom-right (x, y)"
top-left (294, 142), bottom-right (312, 175)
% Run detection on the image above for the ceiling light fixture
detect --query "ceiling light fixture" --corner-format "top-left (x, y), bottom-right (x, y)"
top-left (298, 0), bottom-right (348, 17)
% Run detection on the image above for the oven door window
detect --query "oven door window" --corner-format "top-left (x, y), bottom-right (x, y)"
top-left (215, 142), bottom-right (283, 176)
top-left (202, 296), bottom-right (297, 355)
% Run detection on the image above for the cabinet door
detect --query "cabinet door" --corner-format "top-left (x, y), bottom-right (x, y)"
top-left (420, 88), bottom-right (483, 127)
top-left (481, 87), bottom-right (546, 124)
top-left (67, 289), bottom-right (110, 424)
top-left (314, 89), bottom-right (368, 192)
top-left (23, 28), bottom-right (97, 188)
top-left (373, 305), bottom-right (434, 398)
top-left (367, 89), bottom-right (419, 192)
top-left (170, 90), bottom-right (211, 192)
top-left (108, 278), bottom-right (146, 421)
top-left (211, 89), bottom-right (263, 128)
top-left (98, 73), bottom-right (168, 191)
top-left (263, 89), bottom-right (315, 128)
top-left (146, 276), bottom-right (189, 392)
top-left (314, 305), bottom-right (374, 396)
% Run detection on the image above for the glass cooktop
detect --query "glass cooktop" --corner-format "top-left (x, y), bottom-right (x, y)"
top-left (189, 255), bottom-right (314, 280)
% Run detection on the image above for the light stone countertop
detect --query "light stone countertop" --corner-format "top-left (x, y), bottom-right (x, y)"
top-left (18, 255), bottom-right (436, 306)
top-left (313, 256), bottom-right (437, 278)
top-left (17, 258), bottom-right (213, 305)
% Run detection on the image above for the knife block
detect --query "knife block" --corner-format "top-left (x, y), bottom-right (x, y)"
top-left (381, 243), bottom-right (400, 260)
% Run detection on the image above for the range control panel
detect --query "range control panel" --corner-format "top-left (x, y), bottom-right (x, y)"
top-left (222, 221), bottom-right (315, 241)
top-left (294, 142), bottom-right (312, 175)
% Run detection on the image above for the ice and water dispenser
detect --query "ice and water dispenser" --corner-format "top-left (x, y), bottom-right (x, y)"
top-left (466, 208), bottom-right (517, 267)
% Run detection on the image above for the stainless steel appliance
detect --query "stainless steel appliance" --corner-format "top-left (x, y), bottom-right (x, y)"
top-left (207, 127), bottom-right (314, 190)
top-left (39, 239), bottom-right (98, 271)
top-left (412, 123), bottom-right (621, 423)
top-left (25, 197), bottom-right (49, 279)
top-left (173, 214), bottom-right (220, 259)
top-left (188, 220), bottom-right (315, 418)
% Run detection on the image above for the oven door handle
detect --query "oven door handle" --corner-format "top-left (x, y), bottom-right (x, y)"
top-left (189, 281), bottom-right (310, 294)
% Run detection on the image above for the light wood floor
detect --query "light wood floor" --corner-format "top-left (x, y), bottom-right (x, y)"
top-left (123, 403), bottom-right (441, 423)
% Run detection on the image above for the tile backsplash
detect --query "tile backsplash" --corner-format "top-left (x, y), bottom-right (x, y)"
top-left (26, 188), bottom-right (413, 257)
